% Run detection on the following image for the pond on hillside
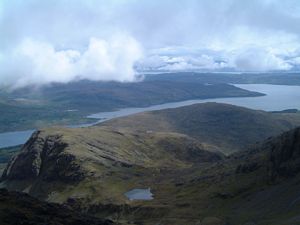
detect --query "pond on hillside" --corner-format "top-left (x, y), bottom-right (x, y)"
top-left (124, 188), bottom-right (153, 200)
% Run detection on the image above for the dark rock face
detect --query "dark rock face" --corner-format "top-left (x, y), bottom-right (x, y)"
top-left (269, 127), bottom-right (300, 179)
top-left (236, 162), bottom-right (260, 174)
top-left (235, 127), bottom-right (300, 179)
top-left (2, 131), bottom-right (45, 180)
top-left (0, 188), bottom-right (115, 225)
top-left (1, 131), bottom-right (84, 183)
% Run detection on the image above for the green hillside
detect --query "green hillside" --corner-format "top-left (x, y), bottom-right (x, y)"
top-left (2, 103), bottom-right (300, 225)
top-left (103, 102), bottom-right (300, 154)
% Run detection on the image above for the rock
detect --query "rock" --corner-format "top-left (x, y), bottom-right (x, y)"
top-left (235, 127), bottom-right (300, 180)
top-left (201, 217), bottom-right (225, 225)
top-left (268, 127), bottom-right (300, 179)
top-left (236, 162), bottom-right (260, 174)
top-left (0, 188), bottom-right (115, 225)
top-left (243, 222), bottom-right (257, 225)
top-left (1, 131), bottom-right (84, 183)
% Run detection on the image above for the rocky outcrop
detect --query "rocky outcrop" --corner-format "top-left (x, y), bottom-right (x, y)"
top-left (0, 188), bottom-right (115, 225)
top-left (235, 127), bottom-right (300, 180)
top-left (2, 131), bottom-right (45, 180)
top-left (268, 127), bottom-right (300, 179)
top-left (1, 131), bottom-right (84, 183)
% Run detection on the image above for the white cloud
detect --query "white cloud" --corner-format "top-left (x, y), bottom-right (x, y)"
top-left (234, 48), bottom-right (292, 71)
top-left (162, 61), bottom-right (194, 71)
top-left (1, 0), bottom-right (300, 87)
top-left (288, 57), bottom-right (300, 65)
top-left (0, 34), bottom-right (143, 88)
top-left (136, 55), bottom-right (228, 72)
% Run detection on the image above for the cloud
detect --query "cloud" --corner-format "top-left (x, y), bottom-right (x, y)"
top-left (234, 48), bottom-right (292, 71)
top-left (0, 34), bottom-right (143, 88)
top-left (289, 57), bottom-right (300, 65)
top-left (136, 55), bottom-right (228, 72)
top-left (160, 55), bottom-right (227, 71)
top-left (1, 0), bottom-right (300, 87)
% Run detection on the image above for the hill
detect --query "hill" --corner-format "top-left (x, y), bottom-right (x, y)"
top-left (145, 72), bottom-right (300, 86)
top-left (1, 126), bottom-right (223, 204)
top-left (102, 102), bottom-right (300, 153)
top-left (2, 104), bottom-right (300, 224)
top-left (147, 126), bottom-right (300, 225)
top-left (0, 80), bottom-right (261, 132)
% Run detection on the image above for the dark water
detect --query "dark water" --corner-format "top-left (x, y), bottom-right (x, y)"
top-left (1, 84), bottom-right (300, 148)
top-left (124, 188), bottom-right (153, 200)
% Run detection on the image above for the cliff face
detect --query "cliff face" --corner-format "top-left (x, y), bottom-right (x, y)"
top-left (235, 127), bottom-right (300, 179)
top-left (2, 131), bottom-right (84, 183)
top-left (267, 127), bottom-right (300, 179)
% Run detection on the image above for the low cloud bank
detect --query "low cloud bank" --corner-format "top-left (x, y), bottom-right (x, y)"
top-left (136, 48), bottom-right (300, 72)
top-left (0, 34), bottom-right (143, 88)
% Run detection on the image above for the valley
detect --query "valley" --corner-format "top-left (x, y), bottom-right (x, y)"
top-left (2, 102), bottom-right (300, 225)
top-left (2, 1), bottom-right (300, 225)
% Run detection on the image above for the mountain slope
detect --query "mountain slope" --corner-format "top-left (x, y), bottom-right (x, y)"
top-left (3, 127), bottom-right (300, 225)
top-left (1, 126), bottom-right (222, 204)
top-left (102, 102), bottom-right (300, 153)
top-left (0, 188), bottom-right (115, 225)
top-left (2, 104), bottom-right (300, 225)
top-left (222, 127), bottom-right (300, 224)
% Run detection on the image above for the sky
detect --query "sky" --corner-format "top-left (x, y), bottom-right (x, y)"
top-left (1, 0), bottom-right (300, 87)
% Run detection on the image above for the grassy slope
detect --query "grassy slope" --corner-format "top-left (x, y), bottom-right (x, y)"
top-left (102, 102), bottom-right (300, 154)
top-left (3, 126), bottom-right (300, 225)
top-left (1, 126), bottom-right (223, 204)
top-left (3, 104), bottom-right (300, 225)
top-left (165, 127), bottom-right (300, 225)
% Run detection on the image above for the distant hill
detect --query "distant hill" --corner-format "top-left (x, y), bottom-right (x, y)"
top-left (145, 72), bottom-right (300, 86)
top-left (0, 80), bottom-right (261, 132)
top-left (103, 102), bottom-right (300, 153)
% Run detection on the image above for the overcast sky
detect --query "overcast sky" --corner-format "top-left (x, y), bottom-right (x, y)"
top-left (1, 0), bottom-right (300, 87)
